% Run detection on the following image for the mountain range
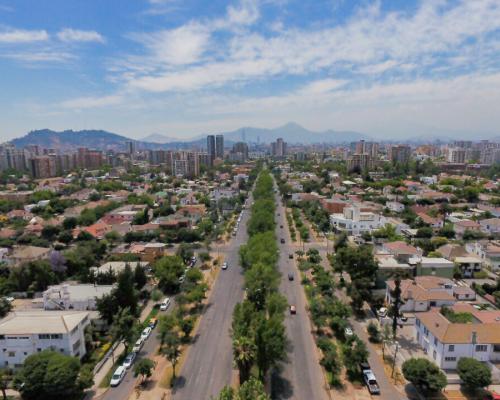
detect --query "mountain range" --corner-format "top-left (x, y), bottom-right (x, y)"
top-left (7, 123), bottom-right (372, 151)
top-left (144, 122), bottom-right (371, 145)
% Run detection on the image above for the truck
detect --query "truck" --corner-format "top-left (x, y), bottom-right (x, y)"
top-left (363, 369), bottom-right (380, 395)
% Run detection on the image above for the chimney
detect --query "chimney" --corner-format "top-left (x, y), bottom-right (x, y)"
top-left (407, 290), bottom-right (413, 299)
top-left (471, 331), bottom-right (477, 345)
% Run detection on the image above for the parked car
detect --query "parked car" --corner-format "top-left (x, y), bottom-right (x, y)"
top-left (288, 254), bottom-right (293, 259)
top-left (122, 352), bottom-right (136, 369)
top-left (363, 369), bottom-right (380, 395)
top-left (377, 307), bottom-right (387, 318)
top-left (222, 262), bottom-right (228, 270)
top-left (132, 337), bottom-right (144, 353)
top-left (141, 327), bottom-right (152, 340)
top-left (344, 327), bottom-right (354, 337)
top-left (280, 225), bottom-right (283, 228)
top-left (290, 305), bottom-right (296, 314)
top-left (160, 298), bottom-right (171, 311)
top-left (110, 366), bottom-right (126, 387)
top-left (288, 273), bottom-right (294, 281)
top-left (280, 238), bottom-right (285, 244)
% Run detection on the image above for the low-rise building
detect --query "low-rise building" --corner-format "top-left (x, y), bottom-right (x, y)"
top-left (92, 261), bottom-right (150, 276)
top-left (454, 256), bottom-right (483, 278)
top-left (385, 276), bottom-right (475, 312)
top-left (0, 311), bottom-right (90, 368)
top-left (466, 241), bottom-right (500, 271)
top-left (8, 246), bottom-right (51, 266)
top-left (416, 257), bottom-right (455, 279)
top-left (330, 205), bottom-right (386, 235)
top-left (414, 308), bottom-right (500, 370)
top-left (43, 283), bottom-right (114, 311)
top-left (454, 219), bottom-right (481, 238)
top-left (479, 218), bottom-right (500, 235)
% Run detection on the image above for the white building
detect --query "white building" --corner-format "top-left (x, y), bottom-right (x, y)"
top-left (330, 205), bottom-right (386, 235)
top-left (92, 261), bottom-right (150, 276)
top-left (466, 241), bottom-right (500, 271)
top-left (414, 308), bottom-right (500, 371)
top-left (386, 201), bottom-right (405, 213)
top-left (0, 311), bottom-right (90, 368)
top-left (43, 283), bottom-right (114, 311)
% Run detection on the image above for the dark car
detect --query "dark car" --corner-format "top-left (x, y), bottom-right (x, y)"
top-left (288, 273), bottom-right (294, 281)
top-left (280, 238), bottom-right (285, 244)
top-left (288, 254), bottom-right (293, 259)
top-left (280, 225), bottom-right (283, 228)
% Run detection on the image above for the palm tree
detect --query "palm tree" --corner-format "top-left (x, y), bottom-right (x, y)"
top-left (233, 336), bottom-right (256, 385)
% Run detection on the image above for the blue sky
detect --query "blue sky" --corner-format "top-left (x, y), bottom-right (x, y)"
top-left (1, 0), bottom-right (500, 141)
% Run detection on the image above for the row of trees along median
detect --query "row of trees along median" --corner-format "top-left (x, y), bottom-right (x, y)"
top-left (214, 171), bottom-right (287, 399)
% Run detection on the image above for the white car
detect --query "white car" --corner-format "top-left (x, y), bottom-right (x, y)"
top-left (160, 298), bottom-right (171, 311)
top-left (141, 327), bottom-right (152, 340)
top-left (122, 352), bottom-right (136, 369)
top-left (378, 307), bottom-right (388, 318)
top-left (132, 337), bottom-right (144, 353)
top-left (110, 365), bottom-right (126, 387)
top-left (222, 262), bottom-right (228, 270)
top-left (344, 327), bottom-right (353, 337)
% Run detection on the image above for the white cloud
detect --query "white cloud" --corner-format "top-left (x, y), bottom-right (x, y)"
top-left (0, 28), bottom-right (48, 43)
top-left (59, 94), bottom-right (124, 109)
top-left (130, 23), bottom-right (210, 67)
top-left (2, 50), bottom-right (75, 63)
top-left (117, 0), bottom-right (500, 93)
top-left (57, 28), bottom-right (105, 43)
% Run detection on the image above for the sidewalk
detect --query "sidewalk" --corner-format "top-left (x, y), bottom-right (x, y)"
top-left (86, 300), bottom-right (155, 399)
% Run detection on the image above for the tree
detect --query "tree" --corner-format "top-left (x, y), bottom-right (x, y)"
top-left (367, 321), bottom-right (381, 343)
top-left (0, 369), bottom-right (11, 400)
top-left (402, 358), bottom-right (447, 393)
top-left (110, 307), bottom-right (137, 360)
top-left (342, 336), bottom-right (369, 379)
top-left (162, 332), bottom-right (181, 386)
top-left (254, 314), bottom-right (286, 381)
top-left (0, 298), bottom-right (12, 318)
top-left (134, 358), bottom-right (156, 383)
top-left (154, 256), bottom-right (185, 293)
top-left (389, 275), bottom-right (405, 339)
top-left (457, 357), bottom-right (492, 390)
top-left (179, 316), bottom-right (195, 342)
top-left (133, 265), bottom-right (147, 290)
top-left (14, 350), bottom-right (85, 400)
top-left (232, 336), bottom-right (256, 385)
top-left (213, 378), bottom-right (270, 400)
top-left (157, 314), bottom-right (177, 345)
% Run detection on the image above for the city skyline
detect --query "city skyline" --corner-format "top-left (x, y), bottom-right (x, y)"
top-left (1, 0), bottom-right (500, 141)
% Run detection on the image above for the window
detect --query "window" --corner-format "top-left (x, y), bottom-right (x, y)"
top-left (476, 345), bottom-right (488, 352)
top-left (433, 350), bottom-right (436, 360)
top-left (494, 345), bottom-right (500, 352)
top-left (434, 338), bottom-right (438, 346)
top-left (445, 357), bottom-right (456, 362)
top-left (448, 345), bottom-right (455, 352)
top-left (39, 334), bottom-right (50, 339)
top-left (50, 334), bottom-right (62, 340)
top-left (416, 319), bottom-right (420, 327)
top-left (417, 333), bottom-right (420, 341)
top-left (8, 352), bottom-right (15, 357)
top-left (0, 335), bottom-right (4, 340)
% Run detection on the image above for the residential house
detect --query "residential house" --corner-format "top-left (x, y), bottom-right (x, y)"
top-left (454, 219), bottom-right (481, 238)
top-left (385, 276), bottom-right (465, 312)
top-left (454, 256), bottom-right (483, 278)
top-left (0, 311), bottom-right (90, 368)
top-left (8, 246), bottom-right (51, 266)
top-left (466, 241), bottom-right (500, 271)
top-left (91, 261), bottom-right (150, 276)
top-left (414, 308), bottom-right (500, 371)
top-left (416, 212), bottom-right (444, 231)
top-left (386, 201), bottom-right (405, 213)
top-left (330, 205), bottom-right (386, 235)
top-left (416, 257), bottom-right (455, 279)
top-left (383, 241), bottom-right (421, 263)
top-left (480, 218), bottom-right (500, 235)
top-left (43, 283), bottom-right (114, 311)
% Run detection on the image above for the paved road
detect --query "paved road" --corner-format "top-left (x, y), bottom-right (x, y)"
top-left (172, 200), bottom-right (251, 400)
top-left (272, 187), bottom-right (330, 400)
top-left (100, 302), bottom-right (174, 400)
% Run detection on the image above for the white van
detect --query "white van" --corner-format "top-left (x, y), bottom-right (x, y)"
top-left (110, 365), bottom-right (126, 387)
top-left (160, 297), bottom-right (171, 311)
top-left (132, 337), bottom-right (144, 353)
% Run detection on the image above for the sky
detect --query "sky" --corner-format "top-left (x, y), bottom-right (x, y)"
top-left (0, 0), bottom-right (500, 141)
